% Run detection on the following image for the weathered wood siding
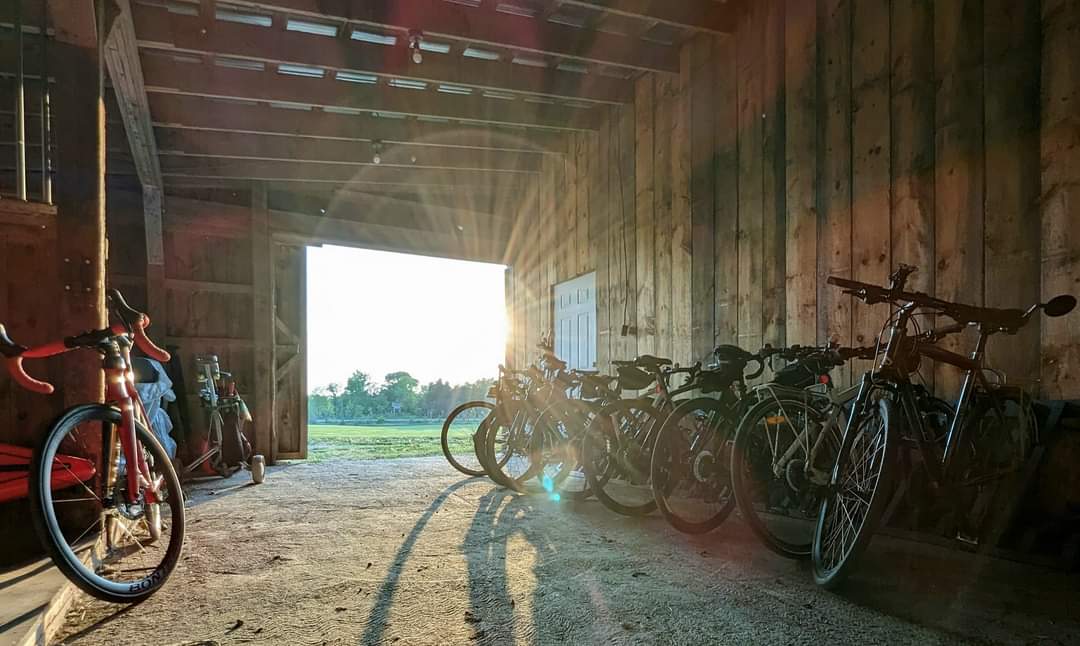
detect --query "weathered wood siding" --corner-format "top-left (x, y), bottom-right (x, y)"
top-left (509, 0), bottom-right (1079, 398)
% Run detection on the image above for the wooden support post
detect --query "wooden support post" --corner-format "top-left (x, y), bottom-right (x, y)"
top-left (50, 0), bottom-right (106, 407)
top-left (251, 182), bottom-right (276, 463)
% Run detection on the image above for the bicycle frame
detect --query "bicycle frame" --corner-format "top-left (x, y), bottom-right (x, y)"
top-left (106, 336), bottom-right (163, 505)
top-left (845, 301), bottom-right (1005, 488)
top-left (754, 381), bottom-right (859, 487)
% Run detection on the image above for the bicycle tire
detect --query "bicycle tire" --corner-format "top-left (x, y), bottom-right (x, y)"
top-left (650, 397), bottom-right (737, 535)
top-left (29, 404), bottom-right (186, 603)
top-left (583, 399), bottom-right (661, 516)
top-left (812, 397), bottom-right (897, 589)
top-left (441, 400), bottom-right (495, 477)
top-left (731, 395), bottom-right (831, 558)
top-left (483, 404), bottom-right (543, 492)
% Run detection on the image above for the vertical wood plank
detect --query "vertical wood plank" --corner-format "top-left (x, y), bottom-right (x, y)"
top-left (654, 75), bottom-right (675, 361)
top-left (593, 128), bottom-right (611, 369)
top-left (554, 155), bottom-right (571, 283)
top-left (576, 132), bottom-right (591, 273)
top-left (607, 110), bottom-right (625, 364)
top-left (690, 36), bottom-right (717, 361)
top-left (619, 104), bottom-right (638, 364)
top-left (784, 0), bottom-right (818, 347)
top-left (297, 249), bottom-right (308, 458)
top-left (762, 0), bottom-right (787, 352)
top-left (504, 266), bottom-right (515, 367)
top-left (1040, 0), bottom-right (1080, 398)
top-left (851, 0), bottom-right (892, 353)
top-left (818, 0), bottom-right (853, 366)
top-left (635, 77), bottom-right (657, 358)
top-left (714, 35), bottom-right (740, 347)
top-left (891, 0), bottom-right (936, 296)
top-left (983, 0), bottom-right (1040, 384)
top-left (672, 47), bottom-right (694, 366)
top-left (737, 1), bottom-right (765, 355)
top-left (934, 0), bottom-right (985, 398)
top-left (251, 182), bottom-right (276, 462)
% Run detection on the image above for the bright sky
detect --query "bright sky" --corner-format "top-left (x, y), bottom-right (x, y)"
top-left (306, 245), bottom-right (507, 392)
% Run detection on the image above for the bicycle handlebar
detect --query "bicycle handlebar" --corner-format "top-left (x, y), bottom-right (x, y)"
top-left (2, 290), bottom-right (170, 395)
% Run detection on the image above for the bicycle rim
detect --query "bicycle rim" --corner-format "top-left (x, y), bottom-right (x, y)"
top-left (585, 400), bottom-right (659, 516)
top-left (442, 401), bottom-right (494, 477)
top-left (812, 397), bottom-right (895, 588)
top-left (732, 396), bottom-right (834, 558)
top-left (651, 398), bottom-right (736, 534)
top-left (30, 404), bottom-right (186, 603)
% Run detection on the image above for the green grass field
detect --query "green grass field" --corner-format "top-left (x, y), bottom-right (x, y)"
top-left (308, 422), bottom-right (482, 461)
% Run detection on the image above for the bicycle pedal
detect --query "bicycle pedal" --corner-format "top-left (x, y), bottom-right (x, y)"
top-left (955, 532), bottom-right (980, 547)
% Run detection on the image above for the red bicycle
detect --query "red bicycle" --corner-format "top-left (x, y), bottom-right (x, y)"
top-left (0, 289), bottom-right (185, 603)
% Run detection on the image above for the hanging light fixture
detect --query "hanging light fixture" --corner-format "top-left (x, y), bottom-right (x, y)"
top-left (408, 30), bottom-right (423, 64)
top-left (372, 140), bottom-right (383, 165)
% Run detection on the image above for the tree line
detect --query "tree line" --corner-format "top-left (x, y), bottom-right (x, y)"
top-left (308, 370), bottom-right (495, 422)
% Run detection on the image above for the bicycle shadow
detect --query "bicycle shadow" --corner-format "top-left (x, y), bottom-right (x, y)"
top-left (359, 477), bottom-right (476, 645)
top-left (833, 534), bottom-right (1080, 640)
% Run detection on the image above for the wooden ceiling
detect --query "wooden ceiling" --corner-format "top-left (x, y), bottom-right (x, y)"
top-left (4, 0), bottom-right (742, 218)
top-left (102, 0), bottom-right (741, 202)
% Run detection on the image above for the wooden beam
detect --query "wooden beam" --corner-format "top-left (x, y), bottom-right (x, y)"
top-left (557, 0), bottom-right (740, 34)
top-left (164, 278), bottom-right (254, 295)
top-left (152, 157), bottom-right (532, 189)
top-left (251, 182), bottom-right (276, 462)
top-left (152, 128), bottom-right (542, 173)
top-left (131, 3), bottom-right (631, 105)
top-left (102, 0), bottom-right (166, 335)
top-left (144, 94), bottom-right (569, 153)
top-left (139, 54), bottom-right (602, 132)
top-left (269, 209), bottom-right (507, 264)
top-left (223, 0), bottom-right (680, 73)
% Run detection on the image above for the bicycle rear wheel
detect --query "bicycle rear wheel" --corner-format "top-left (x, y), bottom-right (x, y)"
top-left (441, 400), bottom-right (495, 477)
top-left (30, 404), bottom-right (185, 603)
top-left (583, 399), bottom-right (661, 516)
top-left (650, 398), bottom-right (737, 534)
top-left (731, 395), bottom-right (835, 558)
top-left (812, 397), bottom-right (896, 589)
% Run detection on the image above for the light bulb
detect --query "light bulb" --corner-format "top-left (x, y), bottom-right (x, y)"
top-left (373, 154), bottom-right (381, 165)
top-left (412, 49), bottom-right (423, 64)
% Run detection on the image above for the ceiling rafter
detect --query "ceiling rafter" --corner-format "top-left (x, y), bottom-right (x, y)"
top-left (149, 157), bottom-right (534, 188)
top-left (141, 94), bottom-right (570, 153)
top-left (555, 0), bottom-right (740, 34)
top-left (131, 3), bottom-right (632, 104)
top-left (139, 53), bottom-right (602, 131)
top-left (149, 128), bottom-right (542, 173)
top-left (219, 0), bottom-right (680, 73)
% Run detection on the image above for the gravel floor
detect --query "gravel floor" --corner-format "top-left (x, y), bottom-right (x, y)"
top-left (55, 457), bottom-right (1080, 645)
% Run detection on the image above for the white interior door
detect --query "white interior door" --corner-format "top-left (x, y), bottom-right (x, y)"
top-left (553, 272), bottom-right (597, 370)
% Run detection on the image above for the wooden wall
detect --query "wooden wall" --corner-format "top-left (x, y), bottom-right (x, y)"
top-left (508, 0), bottom-right (1080, 400)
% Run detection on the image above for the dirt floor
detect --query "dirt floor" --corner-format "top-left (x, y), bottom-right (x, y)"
top-left (55, 457), bottom-right (1080, 645)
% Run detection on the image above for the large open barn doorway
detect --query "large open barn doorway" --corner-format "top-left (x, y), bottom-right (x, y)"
top-left (302, 245), bottom-right (507, 462)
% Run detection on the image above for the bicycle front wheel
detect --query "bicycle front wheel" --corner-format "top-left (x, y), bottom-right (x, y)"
top-left (30, 404), bottom-right (186, 603)
top-left (812, 397), bottom-right (896, 589)
top-left (441, 400), bottom-right (495, 477)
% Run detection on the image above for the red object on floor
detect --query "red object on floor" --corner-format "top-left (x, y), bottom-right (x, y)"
top-left (0, 443), bottom-right (97, 504)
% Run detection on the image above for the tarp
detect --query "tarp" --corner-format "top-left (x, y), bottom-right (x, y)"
top-left (134, 359), bottom-right (178, 458)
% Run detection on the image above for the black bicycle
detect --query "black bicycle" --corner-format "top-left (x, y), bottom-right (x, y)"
top-left (811, 264), bottom-right (1076, 588)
